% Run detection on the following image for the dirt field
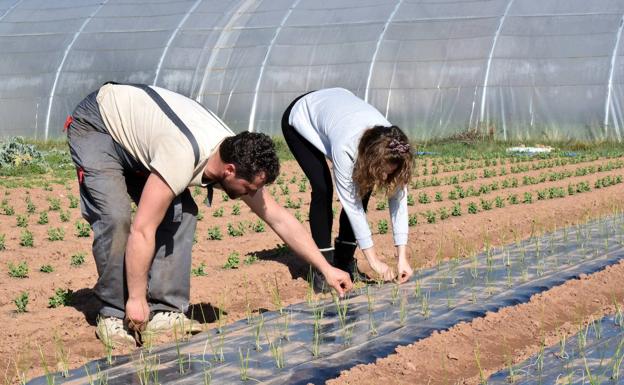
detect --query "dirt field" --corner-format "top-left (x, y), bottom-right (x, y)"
top-left (2, 152), bottom-right (624, 384)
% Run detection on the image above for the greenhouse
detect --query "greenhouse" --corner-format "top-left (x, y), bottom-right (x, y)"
top-left (1, 0), bottom-right (624, 140)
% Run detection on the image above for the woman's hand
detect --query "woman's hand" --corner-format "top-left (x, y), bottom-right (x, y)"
top-left (396, 256), bottom-right (413, 283)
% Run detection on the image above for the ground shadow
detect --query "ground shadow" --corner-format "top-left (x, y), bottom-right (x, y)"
top-left (251, 245), bottom-right (309, 281)
top-left (188, 302), bottom-right (227, 324)
top-left (69, 288), bottom-right (101, 326)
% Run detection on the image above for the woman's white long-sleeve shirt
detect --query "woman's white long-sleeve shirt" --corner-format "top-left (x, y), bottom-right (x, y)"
top-left (288, 88), bottom-right (408, 250)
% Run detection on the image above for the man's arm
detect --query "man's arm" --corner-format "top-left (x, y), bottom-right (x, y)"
top-left (241, 188), bottom-right (353, 296)
top-left (125, 172), bottom-right (175, 330)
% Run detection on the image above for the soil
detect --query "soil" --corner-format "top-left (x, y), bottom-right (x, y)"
top-left (1, 157), bottom-right (624, 384)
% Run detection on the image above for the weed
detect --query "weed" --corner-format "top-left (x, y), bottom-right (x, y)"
top-left (207, 226), bottom-right (222, 240)
top-left (47, 227), bottom-right (65, 241)
top-left (13, 291), bottom-right (29, 313)
top-left (48, 288), bottom-right (73, 308)
top-left (192, 262), bottom-right (208, 276)
top-left (223, 252), bottom-right (240, 269)
top-left (8, 261), bottom-right (28, 278)
top-left (75, 221), bottom-right (91, 237)
top-left (377, 219), bottom-right (389, 234)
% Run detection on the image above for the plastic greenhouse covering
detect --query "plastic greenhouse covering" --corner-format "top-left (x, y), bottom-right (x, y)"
top-left (1, 0), bottom-right (624, 141)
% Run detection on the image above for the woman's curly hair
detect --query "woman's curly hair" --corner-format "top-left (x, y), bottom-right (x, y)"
top-left (352, 125), bottom-right (413, 198)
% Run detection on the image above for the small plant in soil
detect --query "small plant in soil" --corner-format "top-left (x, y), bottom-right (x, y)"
top-left (16, 214), bottom-right (28, 227)
top-left (70, 252), bottom-right (86, 267)
top-left (232, 202), bottom-right (241, 215)
top-left (298, 180), bottom-right (307, 192)
top-left (212, 207), bottom-right (224, 217)
top-left (439, 207), bottom-right (449, 220)
top-left (53, 332), bottom-right (70, 377)
top-left (399, 294), bottom-right (408, 326)
top-left (467, 202), bottom-right (478, 214)
top-left (376, 200), bottom-right (387, 210)
top-left (227, 222), bottom-right (245, 237)
top-left (451, 202), bottom-right (462, 216)
top-left (68, 194), bottom-right (79, 209)
top-left (252, 219), bottom-right (265, 233)
top-left (407, 194), bottom-right (414, 206)
top-left (13, 291), bottom-right (29, 313)
top-left (266, 333), bottom-right (285, 368)
top-left (48, 197), bottom-right (61, 211)
top-left (2, 203), bottom-right (14, 216)
top-left (75, 221), bottom-right (91, 237)
top-left (424, 210), bottom-right (436, 223)
top-left (40, 264), bottom-right (54, 273)
top-left (8, 261), bottom-right (28, 278)
top-left (59, 210), bottom-right (70, 222)
top-left (47, 227), bottom-right (65, 241)
top-left (254, 313), bottom-right (265, 351)
top-left (26, 197), bottom-right (36, 213)
top-left (377, 219), bottom-right (388, 234)
top-left (192, 262), bottom-right (208, 277)
top-left (223, 252), bottom-right (240, 269)
top-left (244, 253), bottom-right (258, 265)
top-left (221, 192), bottom-right (229, 202)
top-left (20, 229), bottom-right (34, 247)
top-left (418, 192), bottom-right (430, 204)
top-left (285, 197), bottom-right (302, 209)
top-left (434, 192), bottom-right (443, 202)
top-left (312, 303), bottom-right (325, 357)
top-left (207, 226), bottom-right (222, 240)
top-left (408, 213), bottom-right (418, 226)
top-left (48, 288), bottom-right (73, 308)
top-left (0, 233), bottom-right (6, 251)
top-left (37, 211), bottom-right (49, 225)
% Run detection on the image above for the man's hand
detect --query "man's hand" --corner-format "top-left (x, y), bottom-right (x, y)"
top-left (396, 257), bottom-right (413, 283)
top-left (125, 296), bottom-right (150, 332)
top-left (321, 266), bottom-right (353, 297)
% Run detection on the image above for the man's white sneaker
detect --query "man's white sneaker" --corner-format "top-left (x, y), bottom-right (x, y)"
top-left (95, 317), bottom-right (136, 348)
top-left (145, 311), bottom-right (203, 334)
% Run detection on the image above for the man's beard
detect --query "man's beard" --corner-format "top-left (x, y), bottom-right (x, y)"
top-left (216, 179), bottom-right (242, 199)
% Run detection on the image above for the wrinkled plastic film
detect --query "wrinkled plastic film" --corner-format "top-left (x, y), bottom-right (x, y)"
top-left (28, 213), bottom-right (624, 384)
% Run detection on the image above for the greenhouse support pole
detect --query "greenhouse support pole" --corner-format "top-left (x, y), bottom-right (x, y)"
top-left (44, 1), bottom-right (109, 140)
top-left (478, 0), bottom-right (515, 136)
top-left (604, 15), bottom-right (624, 142)
top-left (364, 0), bottom-right (403, 103)
top-left (248, 0), bottom-right (301, 133)
top-left (153, 0), bottom-right (204, 87)
top-left (0, 0), bottom-right (23, 21)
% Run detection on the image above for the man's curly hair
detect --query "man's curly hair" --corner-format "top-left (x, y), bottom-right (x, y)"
top-left (219, 132), bottom-right (279, 184)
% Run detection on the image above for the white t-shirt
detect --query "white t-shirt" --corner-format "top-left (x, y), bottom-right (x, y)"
top-left (288, 87), bottom-right (408, 249)
top-left (96, 84), bottom-right (234, 196)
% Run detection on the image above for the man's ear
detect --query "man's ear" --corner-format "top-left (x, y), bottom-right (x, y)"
top-left (224, 163), bottom-right (236, 177)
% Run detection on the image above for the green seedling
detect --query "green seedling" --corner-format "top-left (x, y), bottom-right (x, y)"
top-left (399, 294), bottom-right (408, 326)
top-left (232, 202), bottom-right (241, 215)
top-left (16, 214), bottom-right (28, 227)
top-left (0, 233), bottom-right (5, 251)
top-left (424, 210), bottom-right (436, 223)
top-left (40, 264), bottom-right (54, 273)
top-left (294, 210), bottom-right (304, 222)
top-left (375, 200), bottom-right (387, 210)
top-left (26, 198), bottom-right (36, 213)
top-left (20, 229), bottom-right (34, 247)
top-left (59, 210), bottom-right (70, 222)
top-left (96, 316), bottom-right (115, 365)
top-left (407, 194), bottom-right (414, 206)
top-left (38, 211), bottom-right (49, 225)
top-left (434, 191), bottom-right (443, 202)
top-left (192, 262), bottom-right (208, 276)
top-left (38, 345), bottom-right (55, 385)
top-left (271, 275), bottom-right (284, 314)
top-left (8, 261), bottom-right (28, 278)
top-left (252, 219), bottom-right (265, 233)
top-left (266, 333), bottom-right (285, 369)
top-left (49, 288), bottom-right (73, 308)
top-left (196, 210), bottom-right (204, 221)
top-left (451, 202), bottom-right (462, 216)
top-left (421, 291), bottom-right (431, 318)
top-left (220, 192), bottom-right (229, 201)
top-left (298, 180), bottom-right (307, 192)
top-left (226, 222), bottom-right (245, 237)
top-left (223, 252), bottom-right (240, 269)
top-left (47, 227), bottom-right (65, 241)
top-left (212, 207), bottom-right (224, 217)
top-left (377, 219), bottom-right (388, 234)
top-left (243, 253), bottom-right (258, 265)
top-left (75, 221), bottom-right (91, 237)
top-left (2, 204), bottom-right (15, 216)
top-left (70, 252), bottom-right (86, 267)
top-left (474, 342), bottom-right (486, 385)
top-left (254, 313), bottom-right (265, 351)
top-left (68, 194), bottom-right (79, 209)
top-left (53, 332), bottom-right (70, 378)
top-left (13, 291), bottom-right (29, 313)
top-left (408, 213), bottom-right (418, 226)
top-left (207, 226), bottom-right (222, 240)
top-left (467, 202), bottom-right (478, 214)
top-left (238, 348), bottom-right (251, 381)
top-left (390, 283), bottom-right (400, 305)
top-left (280, 185), bottom-right (289, 195)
